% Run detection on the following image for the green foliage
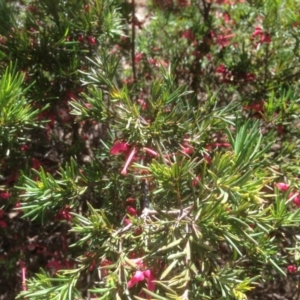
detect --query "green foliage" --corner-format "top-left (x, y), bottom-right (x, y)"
top-left (0, 62), bottom-right (40, 157)
top-left (15, 269), bottom-right (82, 300)
top-left (18, 159), bottom-right (87, 221)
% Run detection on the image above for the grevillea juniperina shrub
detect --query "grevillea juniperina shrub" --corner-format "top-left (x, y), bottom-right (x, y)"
top-left (0, 0), bottom-right (300, 299)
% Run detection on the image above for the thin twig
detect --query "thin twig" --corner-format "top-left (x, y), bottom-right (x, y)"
top-left (20, 261), bottom-right (27, 300)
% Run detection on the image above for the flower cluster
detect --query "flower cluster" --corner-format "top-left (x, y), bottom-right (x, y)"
top-left (127, 258), bottom-right (155, 299)
top-left (251, 26), bottom-right (272, 47)
top-left (216, 64), bottom-right (255, 84)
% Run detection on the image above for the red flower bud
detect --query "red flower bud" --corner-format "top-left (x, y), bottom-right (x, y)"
top-left (276, 182), bottom-right (290, 192)
top-left (289, 191), bottom-right (300, 207)
top-left (126, 206), bottom-right (137, 216)
top-left (287, 265), bottom-right (297, 273)
top-left (0, 191), bottom-right (10, 199)
top-left (126, 197), bottom-right (135, 204)
top-left (87, 36), bottom-right (96, 45)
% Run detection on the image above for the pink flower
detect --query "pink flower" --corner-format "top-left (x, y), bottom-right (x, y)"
top-left (211, 29), bottom-right (234, 46)
top-left (181, 138), bottom-right (194, 155)
top-left (143, 147), bottom-right (158, 157)
top-left (87, 36), bottom-right (96, 45)
top-left (294, 196), bottom-right (300, 207)
top-left (251, 27), bottom-right (271, 45)
top-left (134, 53), bottom-right (143, 63)
top-left (0, 209), bottom-right (4, 218)
top-left (287, 265), bottom-right (297, 273)
top-left (85, 103), bottom-right (93, 109)
top-left (123, 218), bottom-right (131, 225)
top-left (126, 257), bottom-right (158, 297)
top-left (110, 141), bottom-right (130, 155)
top-left (111, 142), bottom-right (138, 175)
top-left (128, 270), bottom-right (145, 288)
top-left (214, 33), bottom-right (235, 48)
top-left (182, 147), bottom-right (194, 155)
top-left (276, 182), bottom-right (290, 192)
top-left (252, 27), bottom-right (263, 36)
top-left (215, 64), bottom-right (234, 83)
top-left (121, 147), bottom-right (137, 175)
top-left (223, 12), bottom-right (232, 23)
top-left (20, 260), bottom-right (27, 291)
top-left (127, 269), bottom-right (156, 297)
top-left (143, 269), bottom-right (155, 293)
top-left (260, 33), bottom-right (271, 44)
top-left (148, 58), bottom-right (156, 65)
top-left (289, 192), bottom-right (300, 207)
top-left (216, 64), bottom-right (227, 74)
top-left (126, 206), bottom-right (137, 216)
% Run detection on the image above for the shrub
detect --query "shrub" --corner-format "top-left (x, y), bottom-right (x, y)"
top-left (0, 0), bottom-right (300, 299)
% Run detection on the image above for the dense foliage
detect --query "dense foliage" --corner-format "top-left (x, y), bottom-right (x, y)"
top-left (1, 0), bottom-right (300, 299)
